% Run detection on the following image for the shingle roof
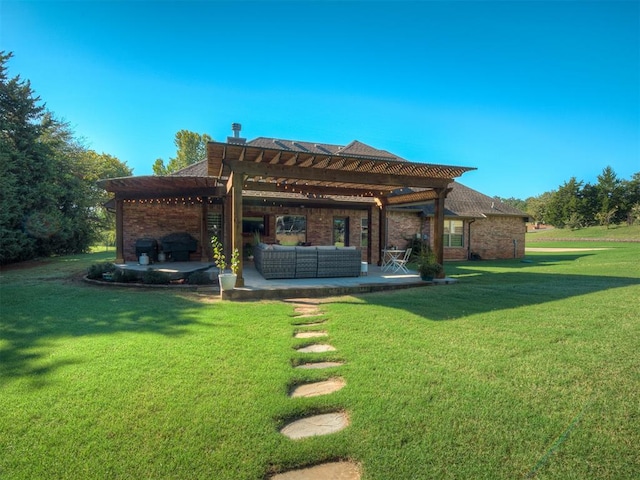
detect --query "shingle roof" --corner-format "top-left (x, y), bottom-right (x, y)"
top-left (419, 182), bottom-right (529, 218)
top-left (246, 137), bottom-right (405, 161)
top-left (171, 161), bottom-right (208, 177)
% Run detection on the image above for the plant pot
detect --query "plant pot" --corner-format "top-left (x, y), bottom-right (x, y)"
top-left (218, 273), bottom-right (237, 291)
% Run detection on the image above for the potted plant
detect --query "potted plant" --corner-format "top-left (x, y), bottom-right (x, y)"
top-left (211, 236), bottom-right (240, 290)
top-left (416, 247), bottom-right (443, 281)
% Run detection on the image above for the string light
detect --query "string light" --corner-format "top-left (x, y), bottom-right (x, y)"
top-left (122, 196), bottom-right (219, 206)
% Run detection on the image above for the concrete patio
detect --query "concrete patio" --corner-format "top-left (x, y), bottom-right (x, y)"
top-left (112, 261), bottom-right (456, 300)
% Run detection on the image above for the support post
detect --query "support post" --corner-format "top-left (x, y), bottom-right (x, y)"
top-left (367, 204), bottom-right (373, 265)
top-left (200, 197), bottom-right (209, 261)
top-left (115, 198), bottom-right (124, 263)
top-left (378, 200), bottom-right (387, 266)
top-left (433, 188), bottom-right (446, 276)
top-left (230, 172), bottom-right (244, 287)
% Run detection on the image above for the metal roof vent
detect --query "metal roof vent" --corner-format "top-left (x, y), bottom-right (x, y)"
top-left (227, 122), bottom-right (246, 144)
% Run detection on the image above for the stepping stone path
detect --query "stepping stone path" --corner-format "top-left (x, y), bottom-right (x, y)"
top-left (270, 461), bottom-right (360, 480)
top-left (294, 321), bottom-right (326, 327)
top-left (290, 378), bottom-right (346, 398)
top-left (295, 361), bottom-right (345, 370)
top-left (295, 343), bottom-right (336, 353)
top-left (294, 330), bottom-right (328, 339)
top-left (271, 300), bottom-right (360, 479)
top-left (280, 412), bottom-right (349, 439)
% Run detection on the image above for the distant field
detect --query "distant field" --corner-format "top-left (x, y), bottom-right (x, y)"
top-left (527, 224), bottom-right (640, 242)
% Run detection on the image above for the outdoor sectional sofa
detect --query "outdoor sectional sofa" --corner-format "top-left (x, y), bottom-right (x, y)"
top-left (254, 244), bottom-right (362, 279)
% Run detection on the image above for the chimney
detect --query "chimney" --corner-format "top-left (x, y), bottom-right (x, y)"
top-left (227, 122), bottom-right (246, 144)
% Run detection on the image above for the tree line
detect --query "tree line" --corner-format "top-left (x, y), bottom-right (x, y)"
top-left (0, 52), bottom-right (132, 265)
top-left (498, 167), bottom-right (640, 229)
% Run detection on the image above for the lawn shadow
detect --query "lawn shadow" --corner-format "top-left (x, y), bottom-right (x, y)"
top-left (336, 253), bottom-right (640, 321)
top-left (0, 279), bottom-right (207, 386)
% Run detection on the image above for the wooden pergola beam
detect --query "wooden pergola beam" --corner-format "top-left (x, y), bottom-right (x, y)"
top-left (224, 159), bottom-right (453, 190)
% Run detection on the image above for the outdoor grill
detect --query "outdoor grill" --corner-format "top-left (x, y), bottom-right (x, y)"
top-left (161, 232), bottom-right (198, 261)
top-left (135, 238), bottom-right (158, 262)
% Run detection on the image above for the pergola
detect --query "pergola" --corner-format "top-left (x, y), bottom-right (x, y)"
top-left (99, 140), bottom-right (475, 287)
top-left (207, 141), bottom-right (475, 286)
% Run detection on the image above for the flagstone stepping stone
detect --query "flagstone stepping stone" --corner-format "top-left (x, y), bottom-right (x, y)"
top-left (270, 461), bottom-right (360, 479)
top-left (292, 313), bottom-right (325, 318)
top-left (294, 330), bottom-right (328, 339)
top-left (290, 378), bottom-right (346, 398)
top-left (296, 344), bottom-right (336, 353)
top-left (280, 412), bottom-right (349, 439)
top-left (295, 361), bottom-right (344, 370)
top-left (292, 306), bottom-right (324, 317)
top-left (293, 320), bottom-right (327, 327)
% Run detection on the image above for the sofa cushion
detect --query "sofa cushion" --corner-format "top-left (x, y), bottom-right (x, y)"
top-left (294, 247), bottom-right (318, 278)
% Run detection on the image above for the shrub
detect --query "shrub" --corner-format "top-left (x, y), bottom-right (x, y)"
top-left (112, 269), bottom-right (139, 283)
top-left (87, 262), bottom-right (115, 280)
top-left (187, 271), bottom-right (214, 285)
top-left (141, 269), bottom-right (171, 285)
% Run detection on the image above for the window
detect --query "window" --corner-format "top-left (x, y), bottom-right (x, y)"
top-left (207, 212), bottom-right (223, 238)
top-left (444, 219), bottom-right (464, 247)
top-left (276, 215), bottom-right (306, 245)
top-left (242, 216), bottom-right (267, 236)
top-left (361, 218), bottom-right (368, 247)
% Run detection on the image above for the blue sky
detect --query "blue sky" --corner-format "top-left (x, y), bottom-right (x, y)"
top-left (2, 0), bottom-right (639, 199)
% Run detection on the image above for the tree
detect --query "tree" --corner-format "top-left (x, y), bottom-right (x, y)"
top-left (526, 192), bottom-right (552, 224)
top-left (620, 172), bottom-right (640, 225)
top-left (0, 52), bottom-right (131, 264)
top-left (545, 177), bottom-right (584, 228)
top-left (1, 51), bottom-right (48, 263)
top-left (495, 196), bottom-right (527, 212)
top-left (153, 130), bottom-right (212, 175)
top-left (596, 166), bottom-right (624, 224)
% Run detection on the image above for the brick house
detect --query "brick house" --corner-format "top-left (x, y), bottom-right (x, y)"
top-left (385, 182), bottom-right (529, 261)
top-left (99, 128), bottom-right (527, 284)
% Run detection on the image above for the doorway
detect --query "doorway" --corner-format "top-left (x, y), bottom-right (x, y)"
top-left (333, 217), bottom-right (349, 246)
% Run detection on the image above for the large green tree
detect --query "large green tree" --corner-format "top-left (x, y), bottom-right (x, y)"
top-left (545, 177), bottom-right (584, 228)
top-left (595, 166), bottom-right (624, 226)
top-left (153, 130), bottom-right (212, 175)
top-left (1, 51), bottom-right (49, 263)
top-left (0, 52), bottom-right (131, 264)
top-left (621, 172), bottom-right (640, 224)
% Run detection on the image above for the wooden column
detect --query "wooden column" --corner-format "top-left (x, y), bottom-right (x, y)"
top-left (115, 197), bottom-right (124, 263)
top-left (228, 172), bottom-right (244, 287)
top-left (367, 205), bottom-right (373, 264)
top-left (433, 188), bottom-right (446, 275)
top-left (200, 197), bottom-right (209, 261)
top-left (377, 200), bottom-right (387, 266)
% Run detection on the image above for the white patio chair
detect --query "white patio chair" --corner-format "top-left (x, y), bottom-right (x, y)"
top-left (391, 247), bottom-right (412, 273)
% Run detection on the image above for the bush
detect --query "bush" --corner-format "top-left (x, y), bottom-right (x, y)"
top-left (87, 262), bottom-right (115, 280)
top-left (112, 269), bottom-right (139, 283)
top-left (141, 269), bottom-right (171, 285)
top-left (187, 271), bottom-right (214, 285)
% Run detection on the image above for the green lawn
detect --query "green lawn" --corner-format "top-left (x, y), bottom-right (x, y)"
top-left (527, 223), bottom-right (640, 242)
top-left (1, 244), bottom-right (639, 479)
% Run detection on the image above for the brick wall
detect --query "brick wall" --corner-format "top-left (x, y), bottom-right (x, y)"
top-left (419, 213), bottom-right (527, 261)
top-left (122, 200), bottom-right (526, 263)
top-left (469, 216), bottom-right (526, 260)
top-left (122, 201), bottom-right (208, 261)
top-left (386, 211), bottom-right (423, 250)
top-left (243, 205), bottom-right (373, 262)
